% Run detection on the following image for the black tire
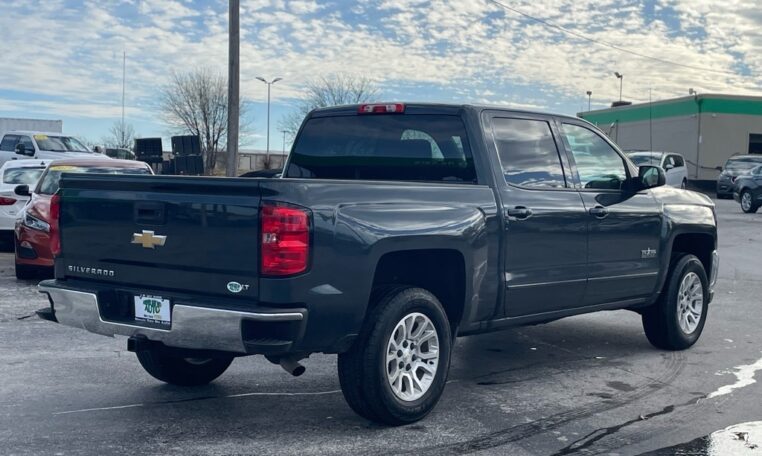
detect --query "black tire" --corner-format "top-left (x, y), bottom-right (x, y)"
top-left (680, 179), bottom-right (687, 190)
top-left (338, 286), bottom-right (452, 425)
top-left (740, 190), bottom-right (759, 213)
top-left (642, 254), bottom-right (709, 350)
top-left (135, 349), bottom-right (233, 386)
top-left (15, 263), bottom-right (38, 280)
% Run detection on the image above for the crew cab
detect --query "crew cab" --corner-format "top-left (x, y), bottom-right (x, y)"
top-left (37, 104), bottom-right (718, 425)
top-left (0, 131), bottom-right (102, 167)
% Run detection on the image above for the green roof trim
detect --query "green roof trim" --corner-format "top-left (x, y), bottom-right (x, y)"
top-left (580, 97), bottom-right (762, 125)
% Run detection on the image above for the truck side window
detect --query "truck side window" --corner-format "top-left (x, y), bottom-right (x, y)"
top-left (561, 124), bottom-right (628, 190)
top-left (491, 118), bottom-right (566, 189)
top-left (0, 135), bottom-right (19, 151)
top-left (19, 136), bottom-right (34, 152)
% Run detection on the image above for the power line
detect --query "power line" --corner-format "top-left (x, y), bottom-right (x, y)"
top-left (486, 0), bottom-right (736, 76)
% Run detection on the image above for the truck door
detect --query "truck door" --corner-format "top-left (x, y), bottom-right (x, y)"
top-left (486, 113), bottom-right (588, 317)
top-left (558, 122), bottom-right (662, 306)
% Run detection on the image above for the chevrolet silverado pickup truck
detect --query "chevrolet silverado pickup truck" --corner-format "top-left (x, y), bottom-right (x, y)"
top-left (37, 103), bottom-right (718, 425)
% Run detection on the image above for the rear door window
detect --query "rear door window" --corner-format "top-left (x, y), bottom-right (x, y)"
top-left (491, 118), bottom-right (566, 189)
top-left (0, 135), bottom-right (19, 151)
top-left (286, 115), bottom-right (476, 183)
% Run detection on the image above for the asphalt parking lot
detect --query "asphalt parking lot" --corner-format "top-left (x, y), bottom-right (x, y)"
top-left (1, 197), bottom-right (760, 455)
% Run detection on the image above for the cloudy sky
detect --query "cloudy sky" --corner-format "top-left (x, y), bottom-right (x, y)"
top-left (0, 0), bottom-right (760, 151)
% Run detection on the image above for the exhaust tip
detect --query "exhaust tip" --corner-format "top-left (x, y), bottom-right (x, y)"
top-left (279, 357), bottom-right (306, 377)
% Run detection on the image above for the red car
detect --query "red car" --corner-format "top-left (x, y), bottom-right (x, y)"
top-left (14, 159), bottom-right (153, 280)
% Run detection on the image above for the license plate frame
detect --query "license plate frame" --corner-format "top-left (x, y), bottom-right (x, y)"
top-left (133, 294), bottom-right (171, 327)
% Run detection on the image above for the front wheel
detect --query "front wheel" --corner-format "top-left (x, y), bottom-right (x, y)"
top-left (135, 349), bottom-right (234, 386)
top-left (642, 254), bottom-right (709, 350)
top-left (741, 190), bottom-right (758, 213)
top-left (680, 179), bottom-right (687, 189)
top-left (338, 287), bottom-right (452, 425)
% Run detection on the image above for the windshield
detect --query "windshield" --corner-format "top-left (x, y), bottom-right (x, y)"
top-left (34, 134), bottom-right (91, 153)
top-left (629, 154), bottom-right (661, 166)
top-left (3, 167), bottom-right (45, 185)
top-left (37, 165), bottom-right (152, 195)
top-left (286, 114), bottom-right (476, 183)
top-left (725, 156), bottom-right (762, 172)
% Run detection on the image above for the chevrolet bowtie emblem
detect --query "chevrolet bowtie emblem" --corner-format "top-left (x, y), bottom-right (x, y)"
top-left (131, 230), bottom-right (167, 249)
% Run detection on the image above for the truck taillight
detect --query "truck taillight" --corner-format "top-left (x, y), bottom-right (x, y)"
top-left (261, 204), bottom-right (310, 276)
top-left (50, 194), bottom-right (61, 257)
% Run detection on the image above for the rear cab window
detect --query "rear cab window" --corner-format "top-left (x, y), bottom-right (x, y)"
top-left (285, 113), bottom-right (477, 184)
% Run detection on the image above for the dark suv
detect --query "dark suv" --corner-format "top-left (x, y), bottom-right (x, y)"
top-left (717, 154), bottom-right (762, 198)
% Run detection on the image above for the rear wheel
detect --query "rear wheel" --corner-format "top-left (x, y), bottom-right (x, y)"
top-left (135, 348), bottom-right (234, 386)
top-left (741, 190), bottom-right (758, 213)
top-left (642, 254), bottom-right (708, 350)
top-left (338, 286), bottom-right (452, 425)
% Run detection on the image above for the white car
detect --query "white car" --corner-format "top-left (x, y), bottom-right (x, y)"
top-left (0, 159), bottom-right (48, 241)
top-left (627, 151), bottom-right (689, 189)
top-left (0, 131), bottom-right (104, 167)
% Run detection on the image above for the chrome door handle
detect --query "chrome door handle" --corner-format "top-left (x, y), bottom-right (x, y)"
top-left (506, 206), bottom-right (533, 220)
top-left (589, 206), bottom-right (609, 219)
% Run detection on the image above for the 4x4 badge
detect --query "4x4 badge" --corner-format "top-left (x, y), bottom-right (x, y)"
top-left (131, 230), bottom-right (167, 249)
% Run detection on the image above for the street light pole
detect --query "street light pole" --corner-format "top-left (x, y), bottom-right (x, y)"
top-left (281, 130), bottom-right (287, 155)
top-left (614, 72), bottom-right (623, 102)
top-left (586, 90), bottom-right (592, 111)
top-left (256, 77), bottom-right (282, 168)
top-left (225, 0), bottom-right (240, 177)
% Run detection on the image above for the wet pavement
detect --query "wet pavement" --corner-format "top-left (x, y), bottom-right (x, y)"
top-left (1, 197), bottom-right (761, 455)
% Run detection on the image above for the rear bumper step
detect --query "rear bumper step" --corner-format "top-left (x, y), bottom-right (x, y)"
top-left (38, 280), bottom-right (307, 355)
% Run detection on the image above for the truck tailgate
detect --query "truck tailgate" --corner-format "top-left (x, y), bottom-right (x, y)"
top-left (57, 174), bottom-right (261, 299)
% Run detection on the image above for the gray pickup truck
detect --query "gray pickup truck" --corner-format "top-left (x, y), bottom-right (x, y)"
top-left (37, 103), bottom-right (718, 425)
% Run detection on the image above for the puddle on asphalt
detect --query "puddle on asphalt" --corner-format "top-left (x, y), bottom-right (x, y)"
top-left (639, 421), bottom-right (762, 455)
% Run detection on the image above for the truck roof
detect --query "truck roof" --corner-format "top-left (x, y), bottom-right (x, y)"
top-left (310, 102), bottom-right (583, 122)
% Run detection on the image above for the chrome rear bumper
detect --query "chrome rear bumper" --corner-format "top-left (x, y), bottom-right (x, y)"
top-left (39, 282), bottom-right (305, 354)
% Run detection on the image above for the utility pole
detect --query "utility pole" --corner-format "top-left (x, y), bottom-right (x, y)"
top-left (281, 130), bottom-right (287, 154)
top-left (586, 90), bottom-right (592, 111)
top-left (121, 51), bottom-right (126, 128)
top-left (225, 0), bottom-right (240, 177)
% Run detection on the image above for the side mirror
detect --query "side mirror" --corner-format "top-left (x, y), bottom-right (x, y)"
top-left (14, 184), bottom-right (31, 197)
top-left (15, 143), bottom-right (32, 156)
top-left (664, 163), bottom-right (674, 170)
top-left (715, 166), bottom-right (723, 171)
top-left (638, 165), bottom-right (665, 190)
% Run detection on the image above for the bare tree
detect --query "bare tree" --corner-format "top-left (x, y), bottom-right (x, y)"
top-left (159, 68), bottom-right (249, 173)
top-left (279, 74), bottom-right (380, 138)
top-left (102, 120), bottom-right (136, 149)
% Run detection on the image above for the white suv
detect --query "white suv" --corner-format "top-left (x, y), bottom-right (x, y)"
top-left (627, 151), bottom-right (689, 189)
top-left (0, 131), bottom-right (105, 167)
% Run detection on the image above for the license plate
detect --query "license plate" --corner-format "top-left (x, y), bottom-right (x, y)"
top-left (134, 295), bottom-right (171, 326)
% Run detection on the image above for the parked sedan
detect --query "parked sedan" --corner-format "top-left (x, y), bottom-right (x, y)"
top-left (733, 165), bottom-right (762, 213)
top-left (13, 159), bottom-right (153, 280)
top-left (626, 151), bottom-right (688, 188)
top-left (0, 160), bottom-right (47, 248)
top-left (717, 154), bottom-right (762, 199)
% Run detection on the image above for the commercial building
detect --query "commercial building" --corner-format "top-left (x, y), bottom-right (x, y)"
top-left (579, 94), bottom-right (762, 181)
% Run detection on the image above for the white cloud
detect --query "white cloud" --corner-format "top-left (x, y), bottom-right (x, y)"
top-left (0, 0), bottom-right (760, 127)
